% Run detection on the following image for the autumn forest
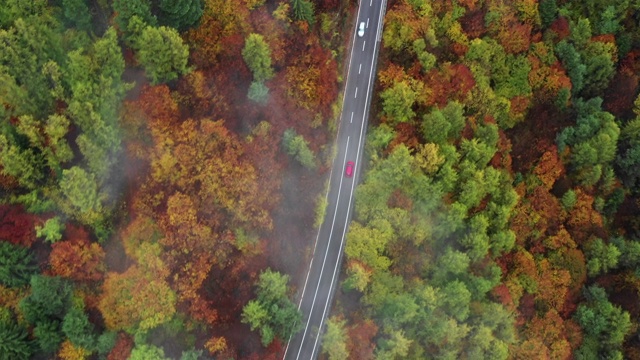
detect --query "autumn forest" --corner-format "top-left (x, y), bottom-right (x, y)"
top-left (1, 0), bottom-right (640, 359)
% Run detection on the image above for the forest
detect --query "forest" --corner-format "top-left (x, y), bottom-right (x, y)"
top-left (326, 0), bottom-right (640, 359)
top-left (1, 0), bottom-right (640, 359)
top-left (0, 0), bottom-right (345, 358)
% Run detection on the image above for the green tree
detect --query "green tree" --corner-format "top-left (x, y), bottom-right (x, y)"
top-left (95, 331), bottom-right (117, 356)
top-left (539, 0), bottom-right (558, 28)
top-left (439, 280), bottom-right (472, 322)
top-left (241, 269), bottom-right (302, 346)
top-left (581, 41), bottom-right (616, 97)
top-left (248, 81), bottom-right (269, 104)
top-left (380, 81), bottom-right (417, 125)
top-left (0, 134), bottom-right (43, 190)
top-left (59, 167), bottom-right (101, 214)
top-left (242, 33), bottom-right (274, 82)
top-left (555, 41), bottom-right (586, 95)
top-left (129, 344), bottom-right (170, 360)
top-left (616, 117), bottom-right (640, 192)
top-left (421, 101), bottom-right (465, 144)
top-left (574, 285), bottom-right (632, 359)
top-left (0, 242), bottom-right (37, 288)
top-left (561, 189), bottom-right (577, 210)
top-left (33, 320), bottom-right (63, 353)
top-left (135, 26), bottom-right (190, 84)
top-left (157, 0), bottom-right (203, 30)
top-left (35, 217), bottom-right (65, 243)
top-left (290, 0), bottom-right (314, 24)
top-left (112, 0), bottom-right (156, 32)
top-left (376, 330), bottom-right (412, 360)
top-left (20, 276), bottom-right (72, 326)
top-left (61, 0), bottom-right (92, 32)
top-left (180, 349), bottom-right (203, 360)
top-left (62, 306), bottom-right (96, 350)
top-left (584, 237), bottom-right (620, 276)
top-left (0, 315), bottom-right (33, 360)
top-left (322, 317), bottom-right (349, 360)
top-left (282, 129), bottom-right (316, 169)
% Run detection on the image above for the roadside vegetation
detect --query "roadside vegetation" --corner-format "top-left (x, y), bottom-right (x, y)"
top-left (329, 0), bottom-right (640, 359)
top-left (0, 0), bottom-right (349, 358)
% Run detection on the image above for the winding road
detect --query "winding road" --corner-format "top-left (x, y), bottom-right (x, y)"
top-left (283, 0), bottom-right (387, 359)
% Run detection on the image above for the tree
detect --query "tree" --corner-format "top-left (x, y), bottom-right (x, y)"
top-left (95, 331), bottom-right (117, 356)
top-left (380, 81), bottom-right (417, 124)
top-left (376, 330), bottom-right (412, 360)
top-left (59, 167), bottom-right (101, 214)
top-left (33, 320), bottom-right (64, 353)
top-left (35, 217), bottom-right (65, 243)
top-left (539, 0), bottom-right (557, 28)
top-left (241, 269), bottom-right (302, 346)
top-left (561, 189), bottom-right (577, 210)
top-left (323, 317), bottom-right (348, 360)
top-left (57, 339), bottom-right (90, 360)
top-left (290, 0), bottom-right (314, 24)
top-left (62, 306), bottom-right (96, 350)
top-left (248, 81), bottom-right (269, 104)
top-left (98, 265), bottom-right (176, 332)
top-left (616, 117), bottom-right (640, 192)
top-left (0, 242), bottom-right (37, 288)
top-left (242, 33), bottom-right (274, 82)
top-left (0, 135), bottom-right (43, 190)
top-left (584, 237), bottom-right (620, 276)
top-left (157, 0), bottom-right (203, 30)
top-left (0, 315), bottom-right (33, 360)
top-left (135, 26), bottom-right (190, 84)
top-left (49, 238), bottom-right (106, 282)
top-left (421, 101), bottom-right (465, 144)
top-left (282, 129), bottom-right (316, 169)
top-left (20, 276), bottom-right (72, 325)
top-left (61, 0), bottom-right (92, 32)
top-left (112, 0), bottom-right (156, 32)
top-left (129, 344), bottom-right (169, 360)
top-left (574, 286), bottom-right (632, 358)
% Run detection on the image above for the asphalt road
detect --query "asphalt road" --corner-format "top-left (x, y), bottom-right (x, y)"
top-left (283, 1), bottom-right (387, 359)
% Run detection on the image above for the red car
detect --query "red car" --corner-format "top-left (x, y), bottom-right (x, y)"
top-left (345, 161), bottom-right (355, 177)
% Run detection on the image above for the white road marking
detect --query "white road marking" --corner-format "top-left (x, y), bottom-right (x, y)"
top-left (308, 3), bottom-right (386, 359)
top-left (355, 87), bottom-right (358, 98)
top-left (359, 63), bottom-right (361, 74)
top-left (362, 41), bottom-right (366, 51)
top-left (283, 3), bottom-right (363, 355)
top-left (350, 112), bottom-right (354, 123)
top-left (294, 137), bottom-right (351, 360)
top-left (285, 1), bottom-right (388, 358)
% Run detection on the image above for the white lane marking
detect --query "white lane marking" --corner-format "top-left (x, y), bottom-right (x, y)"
top-left (295, 137), bottom-right (351, 360)
top-left (285, 0), bottom-right (382, 356)
top-left (309, 3), bottom-right (386, 359)
top-left (350, 112), bottom-right (354, 123)
top-left (283, 4), bottom-right (363, 356)
top-left (367, 18), bottom-right (369, 28)
top-left (354, 87), bottom-right (358, 98)
top-left (362, 41), bottom-right (366, 51)
top-left (359, 63), bottom-right (361, 74)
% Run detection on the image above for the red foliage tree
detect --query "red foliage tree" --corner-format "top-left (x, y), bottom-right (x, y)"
top-left (107, 333), bottom-right (134, 360)
top-left (460, 9), bottom-right (487, 39)
top-left (347, 319), bottom-right (378, 359)
top-left (0, 205), bottom-right (37, 247)
top-left (549, 17), bottom-right (570, 40)
top-left (48, 238), bottom-right (106, 282)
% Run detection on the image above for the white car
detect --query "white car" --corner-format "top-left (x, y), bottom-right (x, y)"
top-left (358, 22), bottom-right (365, 37)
